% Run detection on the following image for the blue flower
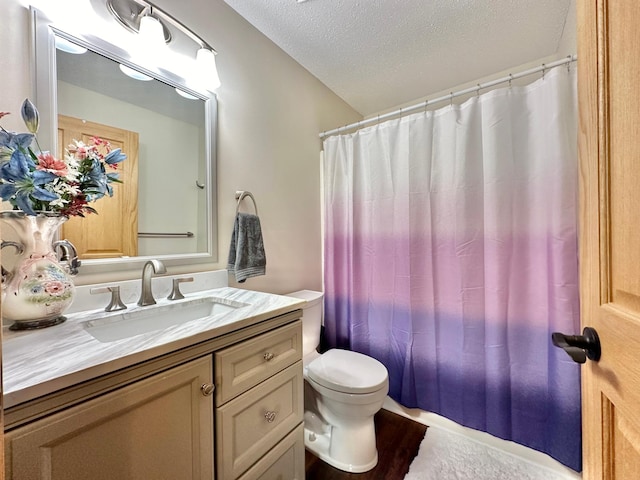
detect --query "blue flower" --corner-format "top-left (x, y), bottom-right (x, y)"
top-left (1, 151), bottom-right (30, 180)
top-left (0, 155), bottom-right (59, 215)
top-left (0, 131), bottom-right (34, 151)
top-left (104, 148), bottom-right (126, 165)
top-left (81, 159), bottom-right (109, 200)
top-left (0, 130), bottom-right (12, 149)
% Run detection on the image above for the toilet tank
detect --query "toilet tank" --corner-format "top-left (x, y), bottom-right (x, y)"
top-left (286, 290), bottom-right (323, 356)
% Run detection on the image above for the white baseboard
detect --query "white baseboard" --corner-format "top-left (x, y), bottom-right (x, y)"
top-left (382, 397), bottom-right (582, 480)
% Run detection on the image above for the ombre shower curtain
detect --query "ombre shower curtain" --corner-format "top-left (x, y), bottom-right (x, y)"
top-left (322, 66), bottom-right (580, 470)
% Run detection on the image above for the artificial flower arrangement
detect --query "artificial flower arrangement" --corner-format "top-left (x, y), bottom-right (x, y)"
top-left (0, 99), bottom-right (126, 217)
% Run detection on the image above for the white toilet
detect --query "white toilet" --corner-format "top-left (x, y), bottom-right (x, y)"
top-left (286, 290), bottom-right (389, 473)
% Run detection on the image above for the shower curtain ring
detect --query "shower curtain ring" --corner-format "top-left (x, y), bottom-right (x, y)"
top-left (424, 99), bottom-right (429, 113)
top-left (449, 92), bottom-right (454, 106)
top-left (542, 64), bottom-right (546, 80)
top-left (508, 74), bottom-right (513, 89)
top-left (476, 84), bottom-right (481, 97)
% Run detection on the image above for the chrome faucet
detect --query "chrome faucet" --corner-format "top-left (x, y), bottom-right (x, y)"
top-left (137, 259), bottom-right (167, 307)
top-left (53, 240), bottom-right (81, 275)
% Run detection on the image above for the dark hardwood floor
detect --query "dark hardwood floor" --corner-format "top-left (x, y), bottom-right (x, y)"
top-left (305, 409), bottom-right (427, 480)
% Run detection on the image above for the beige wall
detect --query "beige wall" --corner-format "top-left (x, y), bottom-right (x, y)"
top-left (1, 0), bottom-right (361, 294)
top-left (1, 3), bottom-right (32, 130)
top-left (167, 0), bottom-right (362, 294)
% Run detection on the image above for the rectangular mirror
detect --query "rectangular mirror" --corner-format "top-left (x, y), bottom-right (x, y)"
top-left (31, 7), bottom-right (218, 274)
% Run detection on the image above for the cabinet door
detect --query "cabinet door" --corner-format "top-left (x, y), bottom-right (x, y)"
top-left (6, 357), bottom-right (213, 480)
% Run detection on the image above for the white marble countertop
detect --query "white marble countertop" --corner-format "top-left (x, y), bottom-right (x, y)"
top-left (2, 286), bottom-right (305, 408)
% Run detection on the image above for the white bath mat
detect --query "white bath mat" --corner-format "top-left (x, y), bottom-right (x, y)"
top-left (404, 426), bottom-right (576, 480)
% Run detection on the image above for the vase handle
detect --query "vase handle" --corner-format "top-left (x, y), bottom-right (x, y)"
top-left (53, 240), bottom-right (81, 276)
top-left (1, 241), bottom-right (24, 255)
top-left (1, 241), bottom-right (24, 284)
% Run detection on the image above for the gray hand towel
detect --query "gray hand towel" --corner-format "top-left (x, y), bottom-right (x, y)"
top-left (227, 212), bottom-right (266, 283)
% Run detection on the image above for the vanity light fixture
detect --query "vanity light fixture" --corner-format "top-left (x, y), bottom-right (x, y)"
top-left (107, 0), bottom-right (221, 92)
top-left (54, 36), bottom-right (88, 55)
top-left (119, 64), bottom-right (153, 81)
top-left (175, 88), bottom-right (199, 100)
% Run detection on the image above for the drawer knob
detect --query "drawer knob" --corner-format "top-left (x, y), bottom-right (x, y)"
top-left (200, 383), bottom-right (215, 396)
top-left (264, 411), bottom-right (277, 423)
top-left (263, 352), bottom-right (275, 361)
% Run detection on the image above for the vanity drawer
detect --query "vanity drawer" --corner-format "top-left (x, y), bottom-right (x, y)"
top-left (216, 362), bottom-right (303, 480)
top-left (215, 321), bottom-right (301, 405)
top-left (237, 424), bottom-right (304, 480)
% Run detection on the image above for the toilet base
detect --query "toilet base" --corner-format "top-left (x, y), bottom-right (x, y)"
top-left (304, 426), bottom-right (378, 473)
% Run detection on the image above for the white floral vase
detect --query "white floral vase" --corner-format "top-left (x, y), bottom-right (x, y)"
top-left (1, 211), bottom-right (80, 330)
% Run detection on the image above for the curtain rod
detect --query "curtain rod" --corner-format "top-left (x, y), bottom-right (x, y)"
top-left (319, 54), bottom-right (577, 139)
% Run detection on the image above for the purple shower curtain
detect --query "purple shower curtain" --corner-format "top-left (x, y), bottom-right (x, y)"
top-left (322, 66), bottom-right (581, 471)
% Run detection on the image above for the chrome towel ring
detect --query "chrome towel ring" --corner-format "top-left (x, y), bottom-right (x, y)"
top-left (235, 190), bottom-right (258, 216)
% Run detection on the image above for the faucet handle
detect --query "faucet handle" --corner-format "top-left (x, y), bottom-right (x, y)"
top-left (167, 277), bottom-right (194, 301)
top-left (90, 286), bottom-right (127, 312)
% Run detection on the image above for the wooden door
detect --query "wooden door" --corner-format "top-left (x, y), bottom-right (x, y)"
top-left (5, 357), bottom-right (214, 480)
top-left (578, 1), bottom-right (640, 478)
top-left (57, 115), bottom-right (139, 259)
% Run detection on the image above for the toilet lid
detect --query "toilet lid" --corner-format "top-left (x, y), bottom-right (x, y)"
top-left (306, 349), bottom-right (388, 394)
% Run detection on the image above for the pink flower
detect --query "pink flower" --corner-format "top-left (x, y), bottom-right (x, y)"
top-left (37, 152), bottom-right (68, 177)
top-left (44, 281), bottom-right (65, 296)
top-left (91, 136), bottom-right (111, 151)
top-left (69, 145), bottom-right (87, 159)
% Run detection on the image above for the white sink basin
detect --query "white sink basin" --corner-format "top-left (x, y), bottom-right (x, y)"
top-left (83, 296), bottom-right (248, 343)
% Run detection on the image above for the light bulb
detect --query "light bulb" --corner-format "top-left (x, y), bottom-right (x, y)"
top-left (138, 15), bottom-right (165, 48)
top-left (194, 48), bottom-right (221, 92)
top-left (135, 15), bottom-right (168, 66)
top-left (55, 36), bottom-right (87, 54)
top-left (175, 88), bottom-right (199, 100)
top-left (119, 64), bottom-right (153, 81)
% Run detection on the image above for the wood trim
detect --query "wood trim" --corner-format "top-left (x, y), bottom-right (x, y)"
top-left (601, 394), bottom-right (614, 480)
top-left (578, 0), bottom-right (601, 322)
top-left (597, 0), bottom-right (612, 304)
top-left (578, 0), bottom-right (604, 478)
top-left (121, 128), bottom-right (139, 256)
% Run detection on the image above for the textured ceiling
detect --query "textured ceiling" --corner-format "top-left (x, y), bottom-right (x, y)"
top-left (223, 0), bottom-right (572, 116)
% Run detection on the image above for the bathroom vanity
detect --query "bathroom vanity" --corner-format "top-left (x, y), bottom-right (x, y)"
top-left (2, 278), bottom-right (305, 480)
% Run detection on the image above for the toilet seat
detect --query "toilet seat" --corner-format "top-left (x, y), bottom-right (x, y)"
top-left (306, 349), bottom-right (388, 394)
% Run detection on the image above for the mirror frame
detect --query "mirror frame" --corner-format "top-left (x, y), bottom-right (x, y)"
top-left (30, 7), bottom-right (218, 275)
